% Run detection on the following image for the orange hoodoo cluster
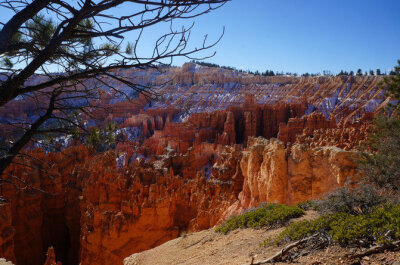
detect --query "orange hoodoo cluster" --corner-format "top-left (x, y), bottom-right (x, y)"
top-left (0, 66), bottom-right (387, 265)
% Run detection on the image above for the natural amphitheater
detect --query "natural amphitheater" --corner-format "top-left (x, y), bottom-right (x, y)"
top-left (0, 1), bottom-right (399, 265)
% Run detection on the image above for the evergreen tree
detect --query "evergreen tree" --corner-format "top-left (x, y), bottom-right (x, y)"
top-left (385, 60), bottom-right (400, 101)
top-left (0, 0), bottom-right (228, 176)
top-left (358, 60), bottom-right (400, 195)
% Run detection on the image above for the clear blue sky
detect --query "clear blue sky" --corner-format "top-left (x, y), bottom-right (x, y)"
top-left (171, 0), bottom-right (400, 74)
top-left (1, 0), bottom-right (399, 74)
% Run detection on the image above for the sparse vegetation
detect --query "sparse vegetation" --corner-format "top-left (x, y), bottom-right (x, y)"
top-left (261, 60), bottom-right (400, 261)
top-left (315, 184), bottom-right (387, 215)
top-left (85, 122), bottom-right (120, 152)
top-left (270, 203), bottom-right (400, 247)
top-left (215, 204), bottom-right (304, 235)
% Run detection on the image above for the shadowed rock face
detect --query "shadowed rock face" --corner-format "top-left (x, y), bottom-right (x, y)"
top-left (0, 203), bottom-right (15, 263)
top-left (0, 65), bottom-right (387, 265)
top-left (0, 148), bottom-right (84, 265)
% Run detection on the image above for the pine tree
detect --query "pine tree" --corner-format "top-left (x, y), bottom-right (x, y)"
top-left (385, 60), bottom-right (400, 101)
top-left (0, 0), bottom-right (228, 176)
top-left (358, 60), bottom-right (400, 195)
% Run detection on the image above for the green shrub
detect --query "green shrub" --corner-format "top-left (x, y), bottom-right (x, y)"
top-left (357, 115), bottom-right (400, 195)
top-left (270, 204), bottom-right (400, 246)
top-left (215, 204), bottom-right (304, 235)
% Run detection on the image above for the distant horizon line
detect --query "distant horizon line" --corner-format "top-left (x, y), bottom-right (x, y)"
top-left (181, 60), bottom-right (397, 76)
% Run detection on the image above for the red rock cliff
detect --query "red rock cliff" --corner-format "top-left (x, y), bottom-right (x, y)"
top-left (224, 137), bottom-right (358, 217)
top-left (0, 70), bottom-right (387, 265)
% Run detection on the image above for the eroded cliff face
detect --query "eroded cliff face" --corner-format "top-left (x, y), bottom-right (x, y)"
top-left (0, 66), bottom-right (386, 265)
top-left (78, 147), bottom-right (240, 265)
top-left (0, 147), bottom-right (86, 265)
top-left (150, 65), bottom-right (390, 123)
top-left (223, 137), bottom-right (357, 217)
top-left (1, 137), bottom-right (359, 265)
top-left (140, 100), bottom-right (307, 156)
top-left (78, 136), bottom-right (360, 265)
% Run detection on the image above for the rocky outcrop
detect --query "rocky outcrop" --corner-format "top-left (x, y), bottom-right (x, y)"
top-left (78, 148), bottom-right (239, 265)
top-left (150, 69), bottom-right (388, 123)
top-left (0, 65), bottom-right (387, 265)
top-left (140, 99), bottom-right (307, 156)
top-left (0, 136), bottom-right (360, 265)
top-left (277, 112), bottom-right (337, 144)
top-left (277, 112), bottom-right (372, 149)
top-left (225, 137), bottom-right (357, 216)
top-left (123, 108), bottom-right (179, 138)
top-left (0, 147), bottom-right (86, 265)
top-left (295, 113), bottom-right (373, 150)
top-left (287, 143), bottom-right (357, 203)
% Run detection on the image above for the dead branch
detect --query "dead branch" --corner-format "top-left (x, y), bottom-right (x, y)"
top-left (0, 0), bottom-right (229, 178)
top-left (250, 233), bottom-right (320, 265)
top-left (346, 240), bottom-right (400, 260)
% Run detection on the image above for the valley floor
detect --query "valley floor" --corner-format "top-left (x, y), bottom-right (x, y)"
top-left (124, 211), bottom-right (400, 265)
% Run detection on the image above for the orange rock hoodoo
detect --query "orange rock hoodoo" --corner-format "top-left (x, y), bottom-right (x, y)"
top-left (141, 101), bottom-right (307, 156)
top-left (0, 67), bottom-right (388, 265)
top-left (0, 138), bottom-right (360, 265)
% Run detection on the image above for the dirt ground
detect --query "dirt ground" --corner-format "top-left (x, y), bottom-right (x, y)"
top-left (124, 211), bottom-right (400, 265)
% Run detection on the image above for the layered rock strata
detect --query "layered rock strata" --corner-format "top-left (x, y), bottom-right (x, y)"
top-left (225, 137), bottom-right (357, 217)
top-left (0, 65), bottom-right (388, 265)
top-left (0, 136), bottom-right (359, 265)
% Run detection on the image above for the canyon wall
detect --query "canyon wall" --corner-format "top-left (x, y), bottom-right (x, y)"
top-left (0, 147), bottom-right (86, 265)
top-left (79, 152), bottom-right (238, 265)
top-left (0, 137), bottom-right (360, 265)
top-left (0, 65), bottom-right (388, 265)
top-left (80, 136), bottom-right (359, 265)
top-left (225, 137), bottom-right (357, 217)
top-left (140, 100), bottom-right (307, 156)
